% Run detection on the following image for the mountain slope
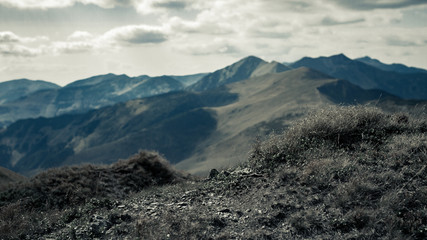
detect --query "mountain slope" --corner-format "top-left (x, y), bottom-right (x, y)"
top-left (0, 79), bottom-right (60, 104)
top-left (356, 56), bottom-right (427, 74)
top-left (188, 56), bottom-right (292, 91)
top-left (292, 54), bottom-right (427, 100)
top-left (168, 73), bottom-right (208, 87)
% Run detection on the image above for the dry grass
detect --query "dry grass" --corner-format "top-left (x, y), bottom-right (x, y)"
top-left (250, 105), bottom-right (427, 239)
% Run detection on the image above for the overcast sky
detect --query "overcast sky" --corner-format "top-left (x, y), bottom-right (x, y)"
top-left (1, 0), bottom-right (427, 85)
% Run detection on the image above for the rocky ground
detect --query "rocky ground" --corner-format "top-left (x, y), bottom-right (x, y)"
top-left (39, 167), bottom-right (290, 239)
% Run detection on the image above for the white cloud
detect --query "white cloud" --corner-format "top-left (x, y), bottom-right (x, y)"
top-left (67, 31), bottom-right (94, 41)
top-left (0, 0), bottom-right (111, 9)
top-left (0, 31), bottom-right (48, 43)
top-left (0, 31), bottom-right (20, 43)
top-left (52, 41), bottom-right (96, 54)
top-left (0, 31), bottom-right (48, 57)
top-left (0, 24), bottom-right (169, 58)
top-left (0, 0), bottom-right (191, 14)
top-left (102, 25), bottom-right (168, 44)
top-left (168, 16), bottom-right (234, 35)
top-left (0, 44), bottom-right (42, 57)
top-left (175, 38), bottom-right (239, 55)
top-left (0, 0), bottom-right (75, 9)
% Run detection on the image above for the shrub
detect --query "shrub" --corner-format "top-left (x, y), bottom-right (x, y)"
top-left (1, 151), bottom-right (186, 210)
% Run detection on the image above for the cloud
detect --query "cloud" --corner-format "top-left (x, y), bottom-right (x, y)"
top-left (321, 16), bottom-right (365, 26)
top-left (332, 0), bottom-right (427, 10)
top-left (52, 41), bottom-right (96, 54)
top-left (67, 31), bottom-right (94, 41)
top-left (133, 0), bottom-right (194, 15)
top-left (0, 0), bottom-right (73, 9)
top-left (168, 17), bottom-right (234, 35)
top-left (102, 25), bottom-right (167, 44)
top-left (152, 0), bottom-right (187, 9)
top-left (176, 39), bottom-right (239, 55)
top-left (0, 0), bottom-right (136, 9)
top-left (0, 24), bottom-right (168, 58)
top-left (81, 0), bottom-right (134, 8)
top-left (0, 44), bottom-right (42, 57)
top-left (249, 29), bottom-right (291, 39)
top-left (385, 35), bottom-right (422, 47)
top-left (0, 31), bottom-right (48, 57)
top-left (0, 31), bottom-right (20, 43)
top-left (0, 31), bottom-right (48, 43)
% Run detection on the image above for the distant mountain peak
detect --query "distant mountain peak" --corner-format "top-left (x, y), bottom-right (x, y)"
top-left (240, 55), bottom-right (264, 62)
top-left (329, 53), bottom-right (351, 62)
top-left (188, 56), bottom-right (291, 91)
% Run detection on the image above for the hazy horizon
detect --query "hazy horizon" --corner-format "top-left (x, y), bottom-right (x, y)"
top-left (1, 0), bottom-right (427, 85)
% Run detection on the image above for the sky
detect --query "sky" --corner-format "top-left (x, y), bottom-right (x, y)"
top-left (0, 0), bottom-right (427, 86)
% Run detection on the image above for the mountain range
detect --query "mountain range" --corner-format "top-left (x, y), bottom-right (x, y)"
top-left (291, 54), bottom-right (427, 100)
top-left (0, 74), bottom-right (208, 128)
top-left (0, 54), bottom-right (426, 176)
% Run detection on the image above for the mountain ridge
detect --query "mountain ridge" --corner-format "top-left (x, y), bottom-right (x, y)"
top-left (355, 56), bottom-right (427, 74)
top-left (292, 53), bottom-right (427, 100)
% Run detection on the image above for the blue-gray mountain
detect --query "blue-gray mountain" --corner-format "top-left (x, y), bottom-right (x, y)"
top-left (291, 54), bottom-right (427, 100)
top-left (0, 79), bottom-right (60, 104)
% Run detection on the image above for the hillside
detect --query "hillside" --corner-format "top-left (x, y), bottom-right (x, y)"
top-left (292, 54), bottom-right (427, 100)
top-left (1, 106), bottom-right (426, 239)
